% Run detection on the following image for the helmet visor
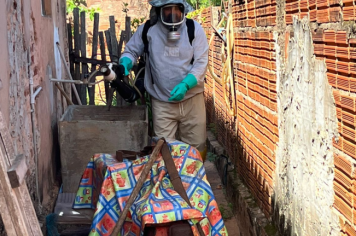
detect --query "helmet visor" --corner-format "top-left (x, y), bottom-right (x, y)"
top-left (160, 5), bottom-right (184, 26)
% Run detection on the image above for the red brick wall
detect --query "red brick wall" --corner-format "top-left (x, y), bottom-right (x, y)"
top-left (204, 4), bottom-right (278, 218)
top-left (203, 0), bottom-right (356, 234)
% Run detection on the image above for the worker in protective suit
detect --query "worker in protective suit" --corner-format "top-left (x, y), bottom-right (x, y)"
top-left (119, 0), bottom-right (209, 161)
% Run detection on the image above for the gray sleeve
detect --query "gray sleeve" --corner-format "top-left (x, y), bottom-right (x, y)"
top-left (120, 24), bottom-right (145, 64)
top-left (189, 21), bottom-right (209, 85)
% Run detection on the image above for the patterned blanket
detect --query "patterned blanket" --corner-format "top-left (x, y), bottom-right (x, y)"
top-left (73, 140), bottom-right (228, 236)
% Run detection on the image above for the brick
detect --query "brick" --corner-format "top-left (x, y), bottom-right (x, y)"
top-left (334, 180), bottom-right (352, 206)
top-left (340, 95), bottom-right (355, 111)
top-left (334, 154), bottom-right (353, 177)
top-left (328, 73), bottom-right (337, 87)
top-left (329, 6), bottom-right (341, 22)
top-left (343, 6), bottom-right (355, 21)
top-left (342, 125), bottom-right (356, 142)
top-left (333, 136), bottom-right (343, 151)
top-left (343, 138), bottom-right (356, 158)
top-left (350, 62), bottom-right (356, 75)
top-left (337, 61), bottom-right (350, 74)
top-left (337, 46), bottom-right (350, 59)
top-left (350, 78), bottom-right (356, 93)
top-left (337, 75), bottom-right (350, 91)
top-left (324, 30), bottom-right (336, 43)
top-left (334, 195), bottom-right (352, 222)
top-left (342, 110), bottom-right (356, 126)
top-left (324, 45), bottom-right (336, 57)
top-left (336, 31), bottom-right (348, 44)
top-left (325, 58), bottom-right (337, 72)
top-left (344, 222), bottom-right (356, 236)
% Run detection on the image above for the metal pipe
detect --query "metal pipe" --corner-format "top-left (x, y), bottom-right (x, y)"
top-left (56, 42), bottom-right (82, 105)
top-left (32, 87), bottom-right (42, 101)
top-left (50, 78), bottom-right (103, 87)
top-left (28, 49), bottom-right (42, 213)
top-left (50, 78), bottom-right (84, 84)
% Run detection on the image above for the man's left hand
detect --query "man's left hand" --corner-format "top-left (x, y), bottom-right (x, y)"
top-left (168, 74), bottom-right (198, 102)
top-left (168, 82), bottom-right (189, 102)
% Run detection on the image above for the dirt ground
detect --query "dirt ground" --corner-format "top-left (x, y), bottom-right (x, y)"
top-left (204, 160), bottom-right (241, 236)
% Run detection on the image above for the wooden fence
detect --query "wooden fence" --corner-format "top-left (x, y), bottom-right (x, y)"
top-left (67, 8), bottom-right (132, 106)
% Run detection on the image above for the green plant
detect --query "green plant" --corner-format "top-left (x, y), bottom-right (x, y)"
top-left (122, 2), bottom-right (129, 16)
top-left (207, 152), bottom-right (218, 162)
top-left (66, 0), bottom-right (101, 21)
top-left (208, 123), bottom-right (217, 136)
top-left (131, 17), bottom-right (146, 34)
top-left (186, 0), bottom-right (222, 9)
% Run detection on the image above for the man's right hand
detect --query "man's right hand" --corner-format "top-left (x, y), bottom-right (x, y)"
top-left (110, 64), bottom-right (126, 88)
top-left (119, 57), bottom-right (133, 76)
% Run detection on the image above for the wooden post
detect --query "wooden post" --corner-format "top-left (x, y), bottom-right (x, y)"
top-left (117, 31), bottom-right (125, 59)
top-left (109, 16), bottom-right (119, 62)
top-left (104, 30), bottom-right (112, 57)
top-left (80, 11), bottom-right (88, 105)
top-left (73, 8), bottom-right (81, 105)
top-left (99, 32), bottom-right (109, 103)
top-left (124, 16), bottom-right (131, 43)
top-left (67, 23), bottom-right (74, 75)
top-left (89, 13), bottom-right (100, 105)
top-left (67, 23), bottom-right (74, 97)
top-left (0, 111), bottom-right (43, 236)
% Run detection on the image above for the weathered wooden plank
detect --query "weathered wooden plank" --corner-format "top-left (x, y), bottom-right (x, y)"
top-left (66, 23), bottom-right (74, 98)
top-left (0, 184), bottom-right (17, 235)
top-left (109, 16), bottom-right (119, 62)
top-left (80, 11), bottom-right (88, 105)
top-left (89, 13), bottom-right (99, 105)
top-left (14, 186), bottom-right (42, 235)
top-left (0, 136), bottom-right (29, 236)
top-left (124, 16), bottom-right (132, 43)
top-left (104, 30), bottom-right (112, 58)
top-left (0, 111), bottom-right (42, 236)
top-left (67, 23), bottom-right (74, 80)
top-left (7, 154), bottom-right (28, 188)
top-left (73, 8), bottom-right (81, 105)
top-left (117, 31), bottom-right (125, 60)
top-left (99, 31), bottom-right (110, 103)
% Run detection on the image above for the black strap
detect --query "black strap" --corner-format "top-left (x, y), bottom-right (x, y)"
top-left (186, 19), bottom-right (195, 46)
top-left (142, 20), bottom-right (151, 53)
top-left (161, 143), bottom-right (204, 236)
top-left (186, 19), bottom-right (195, 64)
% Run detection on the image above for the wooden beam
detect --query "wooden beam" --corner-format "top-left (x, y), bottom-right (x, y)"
top-left (99, 31), bottom-right (110, 103)
top-left (80, 11), bottom-right (88, 105)
top-left (124, 16), bottom-right (131, 43)
top-left (7, 154), bottom-right (28, 188)
top-left (0, 111), bottom-right (42, 235)
top-left (89, 13), bottom-right (100, 105)
top-left (109, 16), bottom-right (119, 62)
top-left (73, 8), bottom-right (81, 105)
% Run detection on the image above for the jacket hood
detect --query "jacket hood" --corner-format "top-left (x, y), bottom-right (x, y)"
top-left (148, 0), bottom-right (194, 14)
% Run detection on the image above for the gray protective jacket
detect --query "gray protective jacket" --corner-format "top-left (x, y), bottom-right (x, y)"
top-left (120, 19), bottom-right (209, 102)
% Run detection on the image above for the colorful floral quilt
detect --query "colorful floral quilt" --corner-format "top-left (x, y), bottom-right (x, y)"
top-left (73, 139), bottom-right (228, 236)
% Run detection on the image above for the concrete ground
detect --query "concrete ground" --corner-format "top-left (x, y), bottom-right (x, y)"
top-left (204, 161), bottom-right (241, 236)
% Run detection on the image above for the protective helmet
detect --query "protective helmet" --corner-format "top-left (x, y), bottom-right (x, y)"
top-left (149, 0), bottom-right (194, 41)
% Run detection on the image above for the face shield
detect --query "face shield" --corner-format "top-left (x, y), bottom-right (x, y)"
top-left (160, 4), bottom-right (185, 27)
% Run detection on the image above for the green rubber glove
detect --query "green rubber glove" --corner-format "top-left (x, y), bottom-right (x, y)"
top-left (119, 57), bottom-right (133, 76)
top-left (169, 74), bottom-right (198, 102)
